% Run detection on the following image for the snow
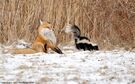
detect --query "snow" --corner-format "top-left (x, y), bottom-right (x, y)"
top-left (0, 41), bottom-right (135, 84)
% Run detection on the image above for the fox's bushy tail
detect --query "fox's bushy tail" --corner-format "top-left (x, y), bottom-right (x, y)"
top-left (3, 48), bottom-right (37, 54)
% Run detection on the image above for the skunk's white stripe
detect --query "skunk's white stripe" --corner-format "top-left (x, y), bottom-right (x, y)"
top-left (77, 39), bottom-right (97, 46)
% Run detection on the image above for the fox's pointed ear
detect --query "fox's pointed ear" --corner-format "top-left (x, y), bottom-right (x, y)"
top-left (40, 20), bottom-right (43, 25)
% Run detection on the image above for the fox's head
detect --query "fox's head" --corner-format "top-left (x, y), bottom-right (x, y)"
top-left (39, 20), bottom-right (52, 29)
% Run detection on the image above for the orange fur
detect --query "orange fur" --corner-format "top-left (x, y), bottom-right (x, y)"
top-left (6, 21), bottom-right (62, 54)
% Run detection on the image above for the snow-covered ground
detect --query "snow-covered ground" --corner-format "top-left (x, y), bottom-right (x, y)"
top-left (0, 41), bottom-right (135, 84)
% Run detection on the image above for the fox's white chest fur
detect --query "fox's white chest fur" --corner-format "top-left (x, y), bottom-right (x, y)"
top-left (39, 28), bottom-right (57, 44)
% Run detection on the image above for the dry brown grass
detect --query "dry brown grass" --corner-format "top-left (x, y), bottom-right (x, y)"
top-left (0, 0), bottom-right (135, 50)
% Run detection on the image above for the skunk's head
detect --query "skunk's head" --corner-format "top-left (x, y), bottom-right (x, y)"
top-left (63, 24), bottom-right (81, 37)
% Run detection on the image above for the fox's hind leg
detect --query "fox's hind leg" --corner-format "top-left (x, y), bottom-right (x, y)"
top-left (32, 43), bottom-right (46, 53)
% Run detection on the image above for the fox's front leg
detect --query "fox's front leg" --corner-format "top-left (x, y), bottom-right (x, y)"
top-left (51, 46), bottom-right (63, 54)
top-left (44, 43), bottom-right (48, 53)
top-left (49, 44), bottom-right (63, 54)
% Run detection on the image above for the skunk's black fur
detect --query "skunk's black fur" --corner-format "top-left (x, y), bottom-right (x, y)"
top-left (76, 42), bottom-right (99, 51)
top-left (75, 36), bottom-right (99, 51)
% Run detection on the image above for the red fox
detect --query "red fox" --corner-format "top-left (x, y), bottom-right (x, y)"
top-left (6, 20), bottom-right (63, 54)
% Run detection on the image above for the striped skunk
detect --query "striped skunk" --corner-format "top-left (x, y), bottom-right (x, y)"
top-left (63, 24), bottom-right (99, 51)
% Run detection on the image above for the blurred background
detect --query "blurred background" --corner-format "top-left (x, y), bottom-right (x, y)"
top-left (0, 0), bottom-right (135, 50)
